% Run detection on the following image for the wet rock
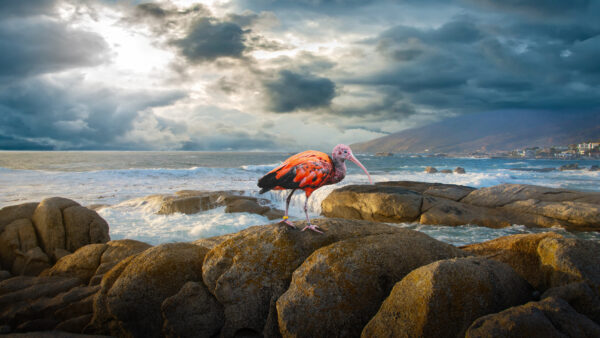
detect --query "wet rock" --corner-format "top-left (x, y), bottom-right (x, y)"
top-left (590, 165), bottom-right (600, 172)
top-left (277, 232), bottom-right (466, 338)
top-left (91, 243), bottom-right (207, 338)
top-left (440, 169), bottom-right (452, 173)
top-left (157, 195), bottom-right (215, 215)
top-left (202, 218), bottom-right (407, 337)
top-left (559, 163), bottom-right (579, 171)
top-left (454, 166), bottom-right (466, 174)
top-left (466, 297), bottom-right (600, 338)
top-left (224, 198), bottom-right (270, 215)
top-left (263, 208), bottom-right (285, 220)
top-left (162, 281), bottom-right (224, 338)
top-left (362, 257), bottom-right (532, 338)
top-left (425, 166), bottom-right (438, 173)
top-left (321, 185), bottom-right (422, 222)
top-left (461, 183), bottom-right (600, 207)
top-left (324, 182), bottom-right (600, 231)
top-left (420, 196), bottom-right (511, 228)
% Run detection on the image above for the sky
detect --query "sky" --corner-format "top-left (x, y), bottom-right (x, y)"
top-left (0, 0), bottom-right (599, 151)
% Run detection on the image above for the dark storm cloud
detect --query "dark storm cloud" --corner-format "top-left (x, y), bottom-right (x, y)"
top-left (344, 11), bottom-right (600, 118)
top-left (125, 2), bottom-right (209, 33)
top-left (264, 70), bottom-right (336, 113)
top-left (0, 77), bottom-right (185, 150)
top-left (465, 0), bottom-right (592, 16)
top-left (172, 18), bottom-right (247, 63)
top-left (0, 18), bottom-right (108, 79)
top-left (0, 0), bottom-right (58, 18)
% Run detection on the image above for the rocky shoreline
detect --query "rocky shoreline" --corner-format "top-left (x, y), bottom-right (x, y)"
top-left (1, 182), bottom-right (599, 337)
top-left (322, 181), bottom-right (600, 231)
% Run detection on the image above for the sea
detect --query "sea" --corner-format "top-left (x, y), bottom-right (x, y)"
top-left (1, 151), bottom-right (599, 246)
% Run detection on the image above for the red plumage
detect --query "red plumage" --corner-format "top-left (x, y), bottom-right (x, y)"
top-left (257, 144), bottom-right (371, 233)
top-left (258, 150), bottom-right (333, 198)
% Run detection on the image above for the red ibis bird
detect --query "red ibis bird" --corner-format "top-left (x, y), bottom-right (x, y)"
top-left (258, 144), bottom-right (372, 233)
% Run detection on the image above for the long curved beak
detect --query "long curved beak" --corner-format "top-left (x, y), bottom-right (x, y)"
top-left (349, 154), bottom-right (373, 184)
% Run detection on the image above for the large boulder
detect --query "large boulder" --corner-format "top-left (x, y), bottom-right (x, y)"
top-left (463, 233), bottom-right (600, 292)
top-left (419, 196), bottom-right (511, 228)
top-left (12, 247), bottom-right (51, 276)
top-left (43, 244), bottom-right (108, 283)
top-left (276, 232), bottom-right (466, 338)
top-left (0, 218), bottom-right (38, 272)
top-left (322, 182), bottom-right (600, 231)
top-left (462, 184), bottom-right (600, 206)
top-left (1, 198), bottom-right (113, 272)
top-left (541, 282), bottom-right (600, 324)
top-left (31, 198), bottom-right (80, 257)
top-left (461, 232), bottom-right (563, 290)
top-left (362, 257), bottom-right (532, 338)
top-left (537, 237), bottom-right (600, 293)
top-left (0, 202), bottom-right (38, 230)
top-left (43, 240), bottom-right (152, 285)
top-left (62, 206), bottom-right (110, 252)
top-left (0, 276), bottom-right (84, 329)
top-left (202, 218), bottom-right (409, 337)
top-left (161, 281), bottom-right (224, 338)
top-left (321, 185), bottom-right (422, 222)
top-left (466, 297), bottom-right (600, 338)
top-left (89, 243), bottom-right (208, 338)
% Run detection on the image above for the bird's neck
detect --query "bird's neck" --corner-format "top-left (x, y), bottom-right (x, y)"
top-left (330, 157), bottom-right (346, 184)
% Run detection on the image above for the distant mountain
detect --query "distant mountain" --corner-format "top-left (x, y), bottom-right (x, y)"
top-left (351, 110), bottom-right (600, 154)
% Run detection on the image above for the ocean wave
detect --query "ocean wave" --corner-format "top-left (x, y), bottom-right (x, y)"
top-left (240, 163), bottom-right (281, 172)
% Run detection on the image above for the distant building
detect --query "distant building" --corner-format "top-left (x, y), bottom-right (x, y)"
top-left (577, 142), bottom-right (600, 155)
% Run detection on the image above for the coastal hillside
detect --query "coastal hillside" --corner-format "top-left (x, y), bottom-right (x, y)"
top-left (351, 110), bottom-right (600, 154)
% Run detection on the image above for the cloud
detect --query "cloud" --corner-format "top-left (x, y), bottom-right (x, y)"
top-left (465, 0), bottom-right (593, 16)
top-left (172, 18), bottom-right (248, 63)
top-left (263, 70), bottom-right (336, 113)
top-left (0, 17), bottom-right (109, 79)
top-left (0, 0), bottom-right (58, 18)
top-left (0, 75), bottom-right (186, 150)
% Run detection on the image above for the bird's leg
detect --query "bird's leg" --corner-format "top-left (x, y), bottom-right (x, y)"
top-left (280, 189), bottom-right (296, 229)
top-left (301, 195), bottom-right (323, 234)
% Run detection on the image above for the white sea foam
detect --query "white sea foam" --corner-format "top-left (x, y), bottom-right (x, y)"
top-left (2, 157), bottom-right (600, 245)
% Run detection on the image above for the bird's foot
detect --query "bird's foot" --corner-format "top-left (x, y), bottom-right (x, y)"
top-left (280, 218), bottom-right (296, 229)
top-left (301, 223), bottom-right (323, 234)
